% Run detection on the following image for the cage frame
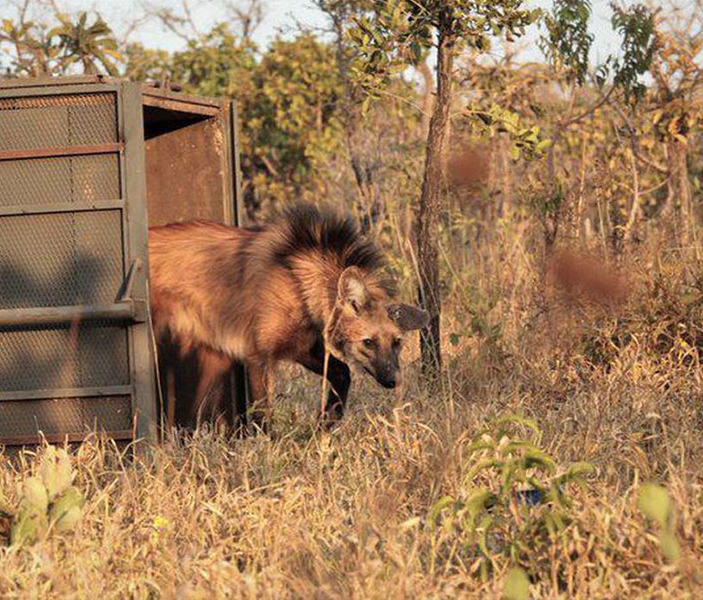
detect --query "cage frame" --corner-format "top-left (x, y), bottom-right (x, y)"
top-left (0, 75), bottom-right (245, 446)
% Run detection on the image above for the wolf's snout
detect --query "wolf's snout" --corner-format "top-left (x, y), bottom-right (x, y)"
top-left (373, 362), bottom-right (398, 389)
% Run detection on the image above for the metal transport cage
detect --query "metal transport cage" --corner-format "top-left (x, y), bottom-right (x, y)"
top-left (0, 76), bottom-right (245, 446)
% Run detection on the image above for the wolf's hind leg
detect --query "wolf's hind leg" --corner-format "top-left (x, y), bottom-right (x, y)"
top-left (247, 361), bottom-right (274, 434)
top-left (194, 347), bottom-right (233, 433)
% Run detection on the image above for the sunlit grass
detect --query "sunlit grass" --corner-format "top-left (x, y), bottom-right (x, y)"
top-left (2, 345), bottom-right (702, 598)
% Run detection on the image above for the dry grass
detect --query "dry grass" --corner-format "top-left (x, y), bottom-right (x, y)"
top-left (2, 226), bottom-right (703, 599)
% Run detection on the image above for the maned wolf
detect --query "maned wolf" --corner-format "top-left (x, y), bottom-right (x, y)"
top-left (148, 204), bottom-right (428, 431)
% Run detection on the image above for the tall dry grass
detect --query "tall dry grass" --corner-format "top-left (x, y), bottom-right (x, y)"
top-left (2, 213), bottom-right (703, 598)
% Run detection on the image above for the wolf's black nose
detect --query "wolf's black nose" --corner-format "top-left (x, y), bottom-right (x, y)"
top-left (378, 374), bottom-right (396, 389)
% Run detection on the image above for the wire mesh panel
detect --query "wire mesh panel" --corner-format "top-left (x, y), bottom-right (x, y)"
top-left (0, 396), bottom-right (132, 441)
top-left (0, 154), bottom-right (121, 206)
top-left (0, 211), bottom-right (124, 309)
top-left (0, 93), bottom-right (117, 151)
top-left (0, 322), bottom-right (129, 391)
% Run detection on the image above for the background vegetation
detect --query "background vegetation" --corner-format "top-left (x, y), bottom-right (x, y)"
top-left (1, 0), bottom-right (703, 597)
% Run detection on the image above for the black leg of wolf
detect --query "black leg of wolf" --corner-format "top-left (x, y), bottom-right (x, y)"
top-left (298, 340), bottom-right (351, 427)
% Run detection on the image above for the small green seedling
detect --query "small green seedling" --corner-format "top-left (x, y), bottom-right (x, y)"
top-left (428, 415), bottom-right (593, 582)
top-left (638, 482), bottom-right (680, 563)
top-left (503, 566), bottom-right (530, 600)
top-left (8, 446), bottom-right (85, 546)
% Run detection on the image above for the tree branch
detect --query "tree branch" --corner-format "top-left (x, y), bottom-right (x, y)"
top-left (560, 84), bottom-right (615, 128)
top-left (610, 101), bottom-right (669, 175)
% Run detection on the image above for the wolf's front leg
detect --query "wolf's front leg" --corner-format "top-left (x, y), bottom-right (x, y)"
top-left (296, 340), bottom-right (351, 428)
top-left (320, 356), bottom-right (351, 428)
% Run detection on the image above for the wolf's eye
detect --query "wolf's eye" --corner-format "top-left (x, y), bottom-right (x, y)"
top-left (362, 338), bottom-right (374, 348)
top-left (392, 337), bottom-right (402, 349)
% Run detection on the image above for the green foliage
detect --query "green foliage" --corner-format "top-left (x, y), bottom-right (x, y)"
top-left (610, 4), bottom-right (657, 103)
top-left (467, 104), bottom-right (551, 161)
top-left (638, 482), bottom-right (670, 529)
top-left (540, 0), bottom-right (594, 85)
top-left (6, 446), bottom-right (85, 546)
top-left (50, 12), bottom-right (121, 76)
top-left (638, 482), bottom-right (681, 563)
top-left (50, 486), bottom-right (84, 533)
top-left (540, 1), bottom-right (656, 102)
top-left (246, 34), bottom-right (345, 198)
top-left (503, 566), bottom-right (530, 600)
top-left (0, 11), bottom-right (120, 77)
top-left (129, 24), bottom-right (257, 99)
top-left (428, 416), bottom-right (593, 580)
top-left (123, 43), bottom-right (172, 84)
top-left (1, 18), bottom-right (57, 76)
top-left (349, 0), bottom-right (539, 97)
top-left (21, 477), bottom-right (49, 514)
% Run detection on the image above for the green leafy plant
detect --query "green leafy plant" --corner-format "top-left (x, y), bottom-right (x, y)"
top-left (503, 565), bottom-right (531, 600)
top-left (466, 103), bottom-right (551, 161)
top-left (638, 482), bottom-right (680, 562)
top-left (50, 11), bottom-right (121, 75)
top-left (429, 416), bottom-right (593, 580)
top-left (5, 446), bottom-right (85, 546)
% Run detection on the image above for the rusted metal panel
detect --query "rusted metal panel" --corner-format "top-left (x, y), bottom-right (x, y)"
top-left (145, 116), bottom-right (229, 225)
top-left (142, 84), bottom-right (222, 111)
top-left (141, 94), bottom-right (221, 117)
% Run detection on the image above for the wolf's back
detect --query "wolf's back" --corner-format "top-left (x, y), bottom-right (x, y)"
top-left (147, 204), bottom-right (388, 359)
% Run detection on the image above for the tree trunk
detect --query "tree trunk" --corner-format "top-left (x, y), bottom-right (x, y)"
top-left (665, 136), bottom-right (692, 245)
top-left (417, 58), bottom-right (434, 137)
top-left (416, 31), bottom-right (454, 378)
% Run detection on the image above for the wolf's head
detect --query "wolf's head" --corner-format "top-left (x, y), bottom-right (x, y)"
top-left (326, 266), bottom-right (429, 389)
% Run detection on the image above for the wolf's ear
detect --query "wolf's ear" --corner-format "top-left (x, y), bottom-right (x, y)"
top-left (387, 303), bottom-right (430, 331)
top-left (337, 267), bottom-right (368, 314)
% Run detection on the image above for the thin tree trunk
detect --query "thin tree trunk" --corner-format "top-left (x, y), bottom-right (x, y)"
top-left (417, 31), bottom-right (454, 377)
top-left (666, 136), bottom-right (692, 246)
top-left (417, 58), bottom-right (434, 137)
top-left (622, 142), bottom-right (641, 248)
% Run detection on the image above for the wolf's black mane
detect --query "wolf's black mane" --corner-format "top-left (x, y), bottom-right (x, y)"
top-left (271, 204), bottom-right (386, 272)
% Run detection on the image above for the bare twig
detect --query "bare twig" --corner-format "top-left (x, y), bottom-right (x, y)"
top-left (143, 0), bottom-right (200, 42)
top-left (223, 0), bottom-right (264, 42)
top-left (560, 84), bottom-right (616, 129)
top-left (610, 101), bottom-right (669, 175)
